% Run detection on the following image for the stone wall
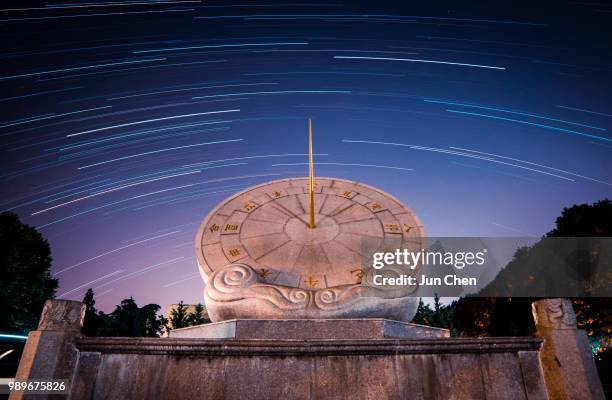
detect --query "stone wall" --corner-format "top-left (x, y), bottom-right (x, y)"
top-left (67, 336), bottom-right (547, 400)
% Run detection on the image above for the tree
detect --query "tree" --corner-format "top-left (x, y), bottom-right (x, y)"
top-left (189, 303), bottom-right (209, 326)
top-left (547, 199), bottom-right (612, 237)
top-left (413, 295), bottom-right (457, 335)
top-left (412, 298), bottom-right (432, 326)
top-left (0, 212), bottom-right (58, 334)
top-left (137, 303), bottom-right (164, 337)
top-left (83, 293), bottom-right (164, 337)
top-left (452, 199), bottom-right (611, 353)
top-left (549, 200), bottom-right (612, 361)
top-left (82, 288), bottom-right (99, 336)
top-left (97, 297), bottom-right (140, 336)
top-left (452, 297), bottom-right (496, 337)
top-left (488, 297), bottom-right (534, 336)
top-left (167, 301), bottom-right (190, 331)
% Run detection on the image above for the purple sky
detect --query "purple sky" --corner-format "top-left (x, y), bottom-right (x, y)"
top-left (1, 1), bottom-right (610, 312)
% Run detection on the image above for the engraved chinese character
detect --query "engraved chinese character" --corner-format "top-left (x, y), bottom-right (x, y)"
top-left (272, 191), bottom-right (282, 198)
top-left (304, 276), bottom-right (318, 288)
top-left (341, 191), bottom-right (352, 198)
top-left (385, 224), bottom-right (400, 232)
top-left (209, 224), bottom-right (220, 233)
top-left (228, 248), bottom-right (241, 257)
top-left (403, 224), bottom-right (422, 233)
top-left (370, 203), bottom-right (382, 210)
top-left (259, 268), bottom-right (271, 279)
top-left (351, 268), bottom-right (365, 284)
top-left (243, 203), bottom-right (257, 211)
top-left (224, 224), bottom-right (239, 232)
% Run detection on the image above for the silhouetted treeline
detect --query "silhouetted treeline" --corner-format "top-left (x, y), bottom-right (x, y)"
top-left (82, 289), bottom-right (210, 337)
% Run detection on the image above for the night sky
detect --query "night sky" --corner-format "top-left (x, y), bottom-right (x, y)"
top-left (1, 1), bottom-right (611, 312)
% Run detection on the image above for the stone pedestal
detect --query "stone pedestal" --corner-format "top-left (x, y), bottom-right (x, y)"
top-left (9, 300), bottom-right (85, 400)
top-left (532, 299), bottom-right (605, 400)
top-left (70, 336), bottom-right (547, 400)
top-left (168, 318), bottom-right (449, 339)
top-left (10, 304), bottom-right (552, 400)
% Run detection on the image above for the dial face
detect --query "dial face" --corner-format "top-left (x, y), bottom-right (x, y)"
top-left (195, 178), bottom-right (424, 290)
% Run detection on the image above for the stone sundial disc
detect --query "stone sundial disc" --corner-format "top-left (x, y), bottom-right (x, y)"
top-left (195, 177), bottom-right (425, 322)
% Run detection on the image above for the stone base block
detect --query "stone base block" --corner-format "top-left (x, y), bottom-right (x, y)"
top-left (538, 328), bottom-right (605, 400)
top-left (9, 300), bottom-right (85, 400)
top-left (532, 298), bottom-right (606, 400)
top-left (71, 336), bottom-right (547, 400)
top-left (167, 318), bottom-right (450, 339)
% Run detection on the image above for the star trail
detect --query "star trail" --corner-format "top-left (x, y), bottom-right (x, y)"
top-left (1, 0), bottom-right (611, 311)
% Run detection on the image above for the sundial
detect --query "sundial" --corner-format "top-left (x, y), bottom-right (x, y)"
top-left (195, 120), bottom-right (424, 322)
